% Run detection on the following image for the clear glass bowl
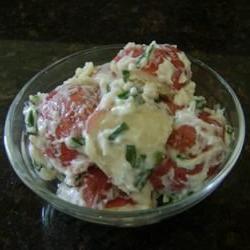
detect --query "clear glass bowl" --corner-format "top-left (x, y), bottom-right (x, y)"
top-left (4, 45), bottom-right (245, 227)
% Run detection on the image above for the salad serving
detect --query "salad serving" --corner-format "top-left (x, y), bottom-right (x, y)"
top-left (23, 42), bottom-right (234, 210)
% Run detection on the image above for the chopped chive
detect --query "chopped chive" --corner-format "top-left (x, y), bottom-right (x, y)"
top-left (154, 151), bottom-right (164, 165)
top-left (136, 54), bottom-right (145, 67)
top-left (134, 170), bottom-right (151, 190)
top-left (136, 154), bottom-right (146, 169)
top-left (29, 94), bottom-right (41, 105)
top-left (195, 96), bottom-right (206, 109)
top-left (145, 43), bottom-right (155, 61)
top-left (27, 110), bottom-right (35, 127)
top-left (117, 90), bottom-right (130, 99)
top-left (226, 125), bottom-right (234, 135)
top-left (136, 42), bottom-right (155, 67)
top-left (106, 84), bottom-right (111, 93)
top-left (163, 195), bottom-right (174, 204)
top-left (122, 70), bottom-right (130, 82)
top-left (125, 145), bottom-right (137, 168)
top-left (108, 122), bottom-right (129, 140)
top-left (25, 109), bottom-right (37, 134)
top-left (177, 154), bottom-right (187, 160)
top-left (70, 137), bottom-right (85, 147)
top-left (187, 190), bottom-right (194, 196)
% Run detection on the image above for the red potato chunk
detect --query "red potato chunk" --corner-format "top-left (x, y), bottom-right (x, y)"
top-left (167, 125), bottom-right (197, 152)
top-left (38, 85), bottom-right (99, 166)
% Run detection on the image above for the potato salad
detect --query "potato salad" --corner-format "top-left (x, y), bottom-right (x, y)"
top-left (23, 42), bottom-right (233, 210)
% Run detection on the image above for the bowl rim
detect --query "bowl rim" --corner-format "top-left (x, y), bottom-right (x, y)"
top-left (4, 45), bottom-right (246, 220)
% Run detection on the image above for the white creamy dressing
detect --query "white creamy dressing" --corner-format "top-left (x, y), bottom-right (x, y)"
top-left (173, 81), bottom-right (196, 106)
top-left (85, 103), bottom-right (173, 195)
top-left (156, 59), bottom-right (175, 84)
top-left (57, 183), bottom-right (86, 206)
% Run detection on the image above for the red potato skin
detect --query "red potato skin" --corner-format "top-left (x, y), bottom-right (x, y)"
top-left (113, 44), bottom-right (187, 90)
top-left (105, 197), bottom-right (135, 209)
top-left (39, 85), bottom-right (99, 166)
top-left (81, 166), bottom-right (135, 209)
top-left (150, 158), bottom-right (204, 192)
top-left (167, 125), bottom-right (197, 152)
top-left (82, 166), bottom-right (112, 208)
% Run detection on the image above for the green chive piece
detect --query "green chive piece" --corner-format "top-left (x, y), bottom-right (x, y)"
top-left (146, 43), bottom-right (155, 61)
top-left (118, 90), bottom-right (130, 99)
top-left (157, 194), bottom-right (174, 205)
top-left (187, 191), bottom-right (194, 196)
top-left (135, 54), bottom-right (145, 67)
top-left (122, 70), bottom-right (130, 82)
top-left (195, 96), bottom-right (206, 109)
top-left (154, 151), bottom-right (164, 165)
top-left (70, 137), bottom-right (85, 148)
top-left (108, 122), bottom-right (129, 140)
top-left (136, 42), bottom-right (155, 67)
top-left (177, 154), bottom-right (186, 160)
top-left (163, 195), bottom-right (174, 204)
top-left (27, 110), bottom-right (35, 127)
top-left (29, 94), bottom-right (41, 105)
top-left (136, 154), bottom-right (146, 169)
top-left (134, 170), bottom-right (151, 190)
top-left (106, 84), bottom-right (111, 93)
top-left (125, 145), bottom-right (137, 168)
top-left (226, 125), bottom-right (234, 135)
top-left (25, 109), bottom-right (37, 134)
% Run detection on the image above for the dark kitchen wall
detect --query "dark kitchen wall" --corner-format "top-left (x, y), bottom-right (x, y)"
top-left (0, 0), bottom-right (249, 54)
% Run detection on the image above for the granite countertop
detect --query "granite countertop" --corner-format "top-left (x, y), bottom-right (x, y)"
top-left (0, 40), bottom-right (250, 250)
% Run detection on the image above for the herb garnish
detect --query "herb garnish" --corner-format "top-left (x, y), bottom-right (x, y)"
top-left (194, 96), bottom-right (206, 110)
top-left (134, 170), bottom-right (151, 190)
top-left (27, 110), bottom-right (35, 127)
top-left (70, 136), bottom-right (86, 147)
top-left (118, 90), bottom-right (130, 99)
top-left (136, 154), bottom-right (146, 169)
top-left (125, 145), bottom-right (137, 168)
top-left (125, 145), bottom-right (150, 190)
top-left (106, 84), bottom-right (111, 93)
top-left (136, 42), bottom-right (155, 67)
top-left (122, 70), bottom-right (130, 82)
top-left (226, 125), bottom-right (234, 135)
top-left (176, 154), bottom-right (187, 160)
top-left (25, 108), bottom-right (37, 134)
top-left (153, 151), bottom-right (165, 165)
top-left (108, 122), bottom-right (129, 140)
top-left (29, 94), bottom-right (41, 105)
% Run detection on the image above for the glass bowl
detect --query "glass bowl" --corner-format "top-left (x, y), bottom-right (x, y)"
top-left (4, 45), bottom-right (245, 227)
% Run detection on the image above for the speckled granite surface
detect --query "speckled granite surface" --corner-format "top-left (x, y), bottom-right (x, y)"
top-left (1, 1), bottom-right (250, 249)
top-left (0, 0), bottom-right (249, 54)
